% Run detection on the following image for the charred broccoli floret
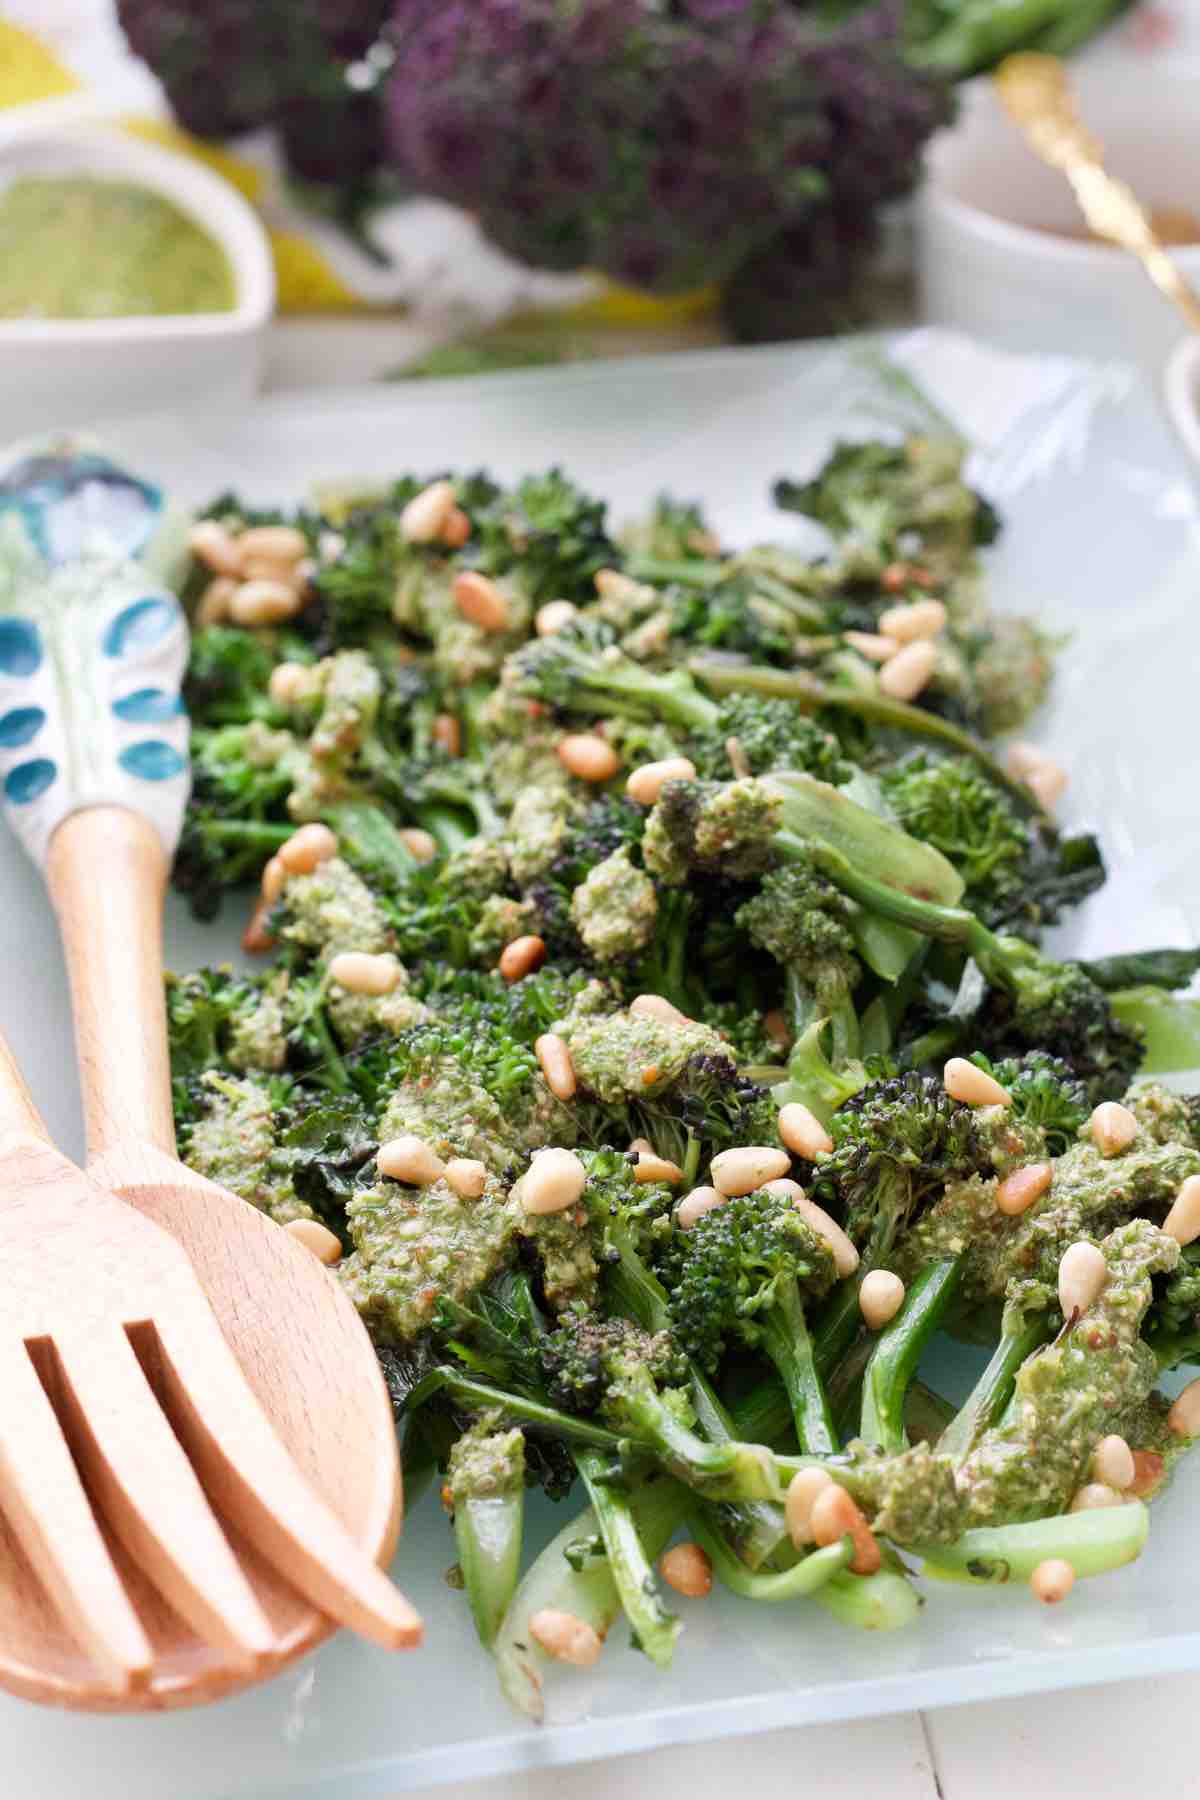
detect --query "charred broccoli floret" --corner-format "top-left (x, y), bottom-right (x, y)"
top-left (969, 1051), bottom-right (1088, 1155)
top-left (737, 861), bottom-right (863, 1062)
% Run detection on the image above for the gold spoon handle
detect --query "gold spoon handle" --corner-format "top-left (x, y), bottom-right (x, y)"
top-left (994, 53), bottom-right (1200, 335)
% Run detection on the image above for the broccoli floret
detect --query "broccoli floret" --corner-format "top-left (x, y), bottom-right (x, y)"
top-left (553, 985), bottom-right (728, 1105)
top-left (643, 776), bottom-right (782, 885)
top-left (736, 861), bottom-right (863, 1062)
top-left (468, 468), bottom-right (616, 605)
top-left (504, 617), bottom-right (720, 735)
top-left (969, 1051), bottom-right (1089, 1156)
top-left (468, 895), bottom-right (538, 965)
top-left (540, 1315), bottom-right (687, 1417)
top-left (690, 695), bottom-right (852, 784)
top-left (621, 494), bottom-right (718, 565)
top-left (569, 846), bottom-right (658, 964)
top-left (1127, 1083), bottom-right (1200, 1151)
top-left (181, 1071), bottom-right (305, 1224)
top-left (166, 966), bottom-right (284, 1078)
top-left (279, 855), bottom-right (393, 959)
top-left (879, 751), bottom-right (1030, 927)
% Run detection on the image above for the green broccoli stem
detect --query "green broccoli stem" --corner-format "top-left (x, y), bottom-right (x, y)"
top-left (624, 556), bottom-right (726, 588)
top-left (771, 1018), bottom-right (870, 1125)
top-left (405, 1368), bottom-right (629, 1453)
top-left (690, 657), bottom-right (1049, 824)
top-left (785, 966), bottom-right (859, 1070)
top-left (814, 1566), bottom-right (922, 1632)
top-left (321, 799), bottom-right (421, 888)
top-left (937, 1313), bottom-right (1056, 1462)
top-left (916, 1503), bottom-right (1150, 1583)
top-left (191, 818), bottom-right (295, 856)
top-left (613, 1362), bottom-right (777, 1498)
top-left (859, 1257), bottom-right (962, 1455)
top-left (760, 1283), bottom-right (838, 1455)
top-left (812, 1167), bottom-right (911, 1379)
top-left (454, 1484), bottom-right (524, 1650)
top-left (687, 1511), bottom-right (851, 1600)
top-left (574, 1449), bottom-right (681, 1667)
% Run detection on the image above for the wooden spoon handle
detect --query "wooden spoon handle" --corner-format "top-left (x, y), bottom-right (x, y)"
top-left (0, 1029), bottom-right (48, 1151)
top-left (45, 806), bottom-right (176, 1162)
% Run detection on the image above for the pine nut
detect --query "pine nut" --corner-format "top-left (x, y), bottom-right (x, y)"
top-left (762, 1177), bottom-right (805, 1200)
top-left (453, 570), bottom-right (510, 632)
top-left (595, 568), bottom-right (642, 602)
top-left (996, 1161), bottom-right (1053, 1217)
top-left (788, 1194), bottom-right (860, 1278)
top-left (1091, 1434), bottom-right (1135, 1491)
top-left (810, 1484), bottom-right (881, 1575)
top-left (879, 598), bottom-right (947, 642)
top-left (1058, 1241), bottom-right (1108, 1318)
top-left (634, 1152), bottom-right (683, 1184)
top-left (1030, 1558), bottom-right (1075, 1604)
top-left (197, 575), bottom-right (238, 626)
top-left (242, 898), bottom-right (276, 954)
top-left (725, 736), bottom-right (751, 779)
top-left (711, 1145), bottom-right (792, 1197)
top-left (238, 525), bottom-right (307, 567)
top-left (377, 1135), bottom-right (445, 1186)
top-left (1069, 1482), bottom-right (1122, 1512)
top-left (399, 479), bottom-right (456, 544)
top-left (519, 1147), bottom-right (587, 1216)
top-left (269, 661), bottom-right (312, 706)
top-left (279, 822), bottom-right (339, 875)
top-left (1004, 741), bottom-right (1042, 780)
top-left (785, 1467), bottom-right (834, 1547)
top-left (763, 1009), bottom-right (790, 1049)
top-left (1027, 761), bottom-right (1068, 811)
top-left (499, 935), bottom-right (546, 982)
top-left (625, 757), bottom-right (698, 806)
top-left (1129, 1450), bottom-right (1165, 1495)
top-left (778, 1102), bottom-right (834, 1159)
top-left (629, 1138), bottom-right (655, 1156)
top-left (860, 1270), bottom-right (905, 1329)
top-left (659, 1542), bottom-right (712, 1599)
top-left (1090, 1101), bottom-right (1138, 1157)
top-left (188, 519), bottom-right (244, 576)
top-left (444, 1158), bottom-right (489, 1200)
top-left (677, 1186), bottom-right (725, 1230)
top-left (528, 1607), bottom-right (602, 1667)
top-left (1163, 1175), bottom-right (1200, 1246)
top-left (328, 951), bottom-right (401, 997)
top-left (536, 600), bottom-right (578, 636)
top-left (1168, 1376), bottom-right (1200, 1437)
top-left (284, 1218), bottom-right (343, 1265)
top-left (432, 712), bottom-right (461, 757)
top-left (399, 827), bottom-right (437, 863)
top-left (844, 630), bottom-right (901, 663)
top-left (440, 504), bottom-right (471, 548)
top-left (536, 1033), bottom-right (577, 1101)
top-left (944, 1057), bottom-right (1011, 1108)
top-left (630, 993), bottom-right (691, 1027)
top-left (229, 578), bottom-right (301, 627)
top-left (878, 639), bottom-right (937, 701)
top-left (557, 734), bottom-right (621, 783)
top-left (260, 855), bottom-right (287, 904)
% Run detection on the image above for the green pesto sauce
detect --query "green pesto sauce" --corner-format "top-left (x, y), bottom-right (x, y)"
top-left (0, 177), bottom-right (235, 320)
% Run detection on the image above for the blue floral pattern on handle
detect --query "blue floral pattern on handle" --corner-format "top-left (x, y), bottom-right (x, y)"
top-left (0, 440), bottom-right (191, 870)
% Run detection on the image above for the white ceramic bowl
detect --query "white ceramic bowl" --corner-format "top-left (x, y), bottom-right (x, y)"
top-left (0, 123), bottom-right (274, 438)
top-left (1164, 333), bottom-right (1200, 468)
top-left (919, 65), bottom-right (1200, 368)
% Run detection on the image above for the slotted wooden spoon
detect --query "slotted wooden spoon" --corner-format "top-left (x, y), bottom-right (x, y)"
top-left (0, 803), bottom-right (418, 1710)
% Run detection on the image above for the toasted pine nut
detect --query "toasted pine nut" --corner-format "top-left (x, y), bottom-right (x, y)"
top-left (284, 1218), bottom-right (343, 1265)
top-left (762, 1177), bottom-right (805, 1201)
top-left (634, 1152), bottom-right (683, 1184)
top-left (1164, 1175), bottom-right (1200, 1246)
top-left (785, 1467), bottom-right (834, 1547)
top-left (536, 1032), bottom-right (578, 1102)
top-left (1030, 1558), bottom-right (1074, 1604)
top-left (860, 1270), bottom-right (905, 1330)
top-left (996, 1161), bottom-right (1053, 1217)
top-left (188, 519), bottom-right (244, 576)
top-left (229, 578), bottom-right (301, 627)
top-left (1091, 1434), bottom-right (1135, 1491)
top-left (778, 1102), bottom-right (834, 1159)
top-left (499, 934), bottom-right (546, 982)
top-left (377, 1134), bottom-right (445, 1186)
top-left (1069, 1482), bottom-right (1122, 1512)
top-left (1090, 1100), bottom-right (1138, 1157)
top-left (625, 757), bottom-right (698, 806)
top-left (197, 575), bottom-right (238, 626)
top-left (1129, 1449), bottom-right (1166, 1495)
top-left (810, 1484), bottom-right (881, 1575)
top-left (519, 1147), bottom-right (587, 1216)
top-left (944, 1057), bottom-right (1011, 1108)
top-left (399, 478), bottom-right (456, 544)
top-left (440, 504), bottom-right (471, 548)
top-left (528, 1607), bottom-right (602, 1667)
top-left (629, 1138), bottom-right (654, 1156)
top-left (878, 639), bottom-right (937, 701)
top-left (594, 568), bottom-right (643, 602)
top-left (327, 950), bottom-right (401, 997)
top-left (557, 733), bottom-right (621, 783)
top-left (844, 630), bottom-right (901, 663)
top-left (878, 598), bottom-right (947, 643)
top-left (659, 1542), bottom-right (712, 1599)
top-left (536, 600), bottom-right (579, 636)
top-left (238, 524), bottom-right (307, 567)
top-left (399, 828), bottom-right (438, 863)
top-left (630, 992), bottom-right (691, 1027)
top-left (1027, 760), bottom-right (1068, 811)
top-left (269, 661), bottom-right (313, 707)
top-left (1058, 1241), bottom-right (1107, 1318)
top-left (260, 855), bottom-right (287, 904)
top-left (444, 1158), bottom-right (489, 1200)
top-left (763, 1009), bottom-right (790, 1049)
top-left (788, 1194), bottom-right (860, 1278)
top-left (242, 898), bottom-right (276, 954)
top-left (1168, 1376), bottom-right (1200, 1437)
top-left (677, 1186), bottom-right (725, 1230)
top-left (279, 822), bottom-right (339, 875)
top-left (725, 736), bottom-right (751, 779)
top-left (432, 712), bottom-right (461, 757)
top-left (711, 1145), bottom-right (792, 1197)
top-left (1004, 741), bottom-right (1043, 780)
top-left (453, 570), bottom-right (510, 632)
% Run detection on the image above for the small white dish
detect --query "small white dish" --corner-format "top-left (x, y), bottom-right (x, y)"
top-left (0, 123), bottom-right (274, 438)
top-left (1164, 335), bottom-right (1200, 469)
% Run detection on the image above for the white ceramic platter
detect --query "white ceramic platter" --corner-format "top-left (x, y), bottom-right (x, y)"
top-left (2, 333), bottom-right (1199, 1798)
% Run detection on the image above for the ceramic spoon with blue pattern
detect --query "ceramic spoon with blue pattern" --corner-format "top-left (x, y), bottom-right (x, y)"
top-left (0, 444), bottom-right (418, 1711)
